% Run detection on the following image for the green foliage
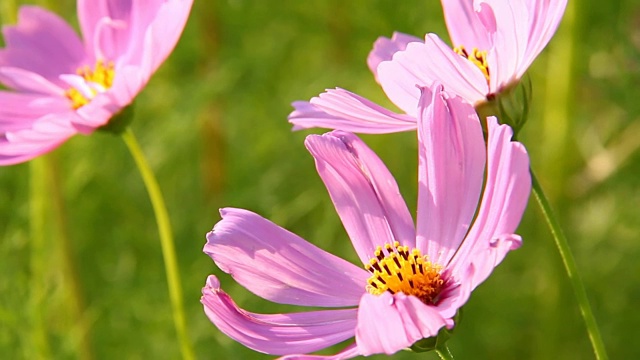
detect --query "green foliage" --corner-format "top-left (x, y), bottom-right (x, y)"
top-left (1, 0), bottom-right (639, 359)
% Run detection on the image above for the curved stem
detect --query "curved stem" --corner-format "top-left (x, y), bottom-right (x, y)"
top-left (531, 169), bottom-right (608, 360)
top-left (121, 128), bottom-right (195, 360)
top-left (435, 344), bottom-right (455, 360)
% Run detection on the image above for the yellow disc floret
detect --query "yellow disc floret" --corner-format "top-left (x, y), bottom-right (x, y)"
top-left (454, 46), bottom-right (490, 83)
top-left (365, 241), bottom-right (445, 305)
top-left (66, 60), bottom-right (115, 109)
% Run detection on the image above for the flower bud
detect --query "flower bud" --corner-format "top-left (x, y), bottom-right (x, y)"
top-left (476, 76), bottom-right (533, 138)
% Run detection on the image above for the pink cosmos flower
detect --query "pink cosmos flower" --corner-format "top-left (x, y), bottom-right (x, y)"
top-left (202, 84), bottom-right (531, 358)
top-left (0, 0), bottom-right (193, 165)
top-left (288, 0), bottom-right (566, 134)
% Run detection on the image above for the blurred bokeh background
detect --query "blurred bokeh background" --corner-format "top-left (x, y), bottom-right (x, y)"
top-left (1, 0), bottom-right (639, 359)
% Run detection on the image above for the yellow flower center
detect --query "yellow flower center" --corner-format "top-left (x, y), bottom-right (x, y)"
top-left (454, 46), bottom-right (490, 83)
top-left (66, 60), bottom-right (115, 109)
top-left (366, 241), bottom-right (445, 305)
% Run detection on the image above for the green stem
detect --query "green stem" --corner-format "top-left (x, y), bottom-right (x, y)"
top-left (435, 344), bottom-right (454, 360)
top-left (46, 155), bottom-right (94, 360)
top-left (121, 128), bottom-right (195, 360)
top-left (531, 169), bottom-right (608, 360)
top-left (29, 158), bottom-right (52, 360)
top-left (0, 1), bottom-right (17, 25)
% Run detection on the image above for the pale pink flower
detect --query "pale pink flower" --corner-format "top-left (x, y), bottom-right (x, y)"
top-left (202, 85), bottom-right (531, 358)
top-left (0, 0), bottom-right (193, 165)
top-left (289, 0), bottom-right (566, 133)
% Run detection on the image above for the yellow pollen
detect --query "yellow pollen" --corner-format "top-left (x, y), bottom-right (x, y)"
top-left (454, 46), bottom-right (490, 82)
top-left (365, 241), bottom-right (445, 305)
top-left (66, 60), bottom-right (115, 109)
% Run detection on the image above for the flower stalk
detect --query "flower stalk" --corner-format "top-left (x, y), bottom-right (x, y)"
top-left (530, 170), bottom-right (608, 360)
top-left (29, 158), bottom-right (52, 360)
top-left (121, 128), bottom-right (195, 360)
top-left (435, 344), bottom-right (455, 360)
top-left (46, 154), bottom-right (94, 360)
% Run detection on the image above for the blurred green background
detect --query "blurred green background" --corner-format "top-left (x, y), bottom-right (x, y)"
top-left (1, 0), bottom-right (639, 359)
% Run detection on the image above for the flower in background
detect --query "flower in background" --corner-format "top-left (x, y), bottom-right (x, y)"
top-left (289, 0), bottom-right (566, 133)
top-left (0, 0), bottom-right (193, 165)
top-left (202, 84), bottom-right (531, 358)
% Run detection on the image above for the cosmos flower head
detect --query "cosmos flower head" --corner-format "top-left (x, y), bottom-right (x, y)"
top-left (289, 0), bottom-right (567, 134)
top-left (0, 0), bottom-right (193, 165)
top-left (202, 84), bottom-right (532, 358)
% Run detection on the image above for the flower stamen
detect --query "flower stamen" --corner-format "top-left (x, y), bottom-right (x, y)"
top-left (66, 59), bottom-right (115, 109)
top-left (366, 241), bottom-right (445, 305)
top-left (454, 46), bottom-right (490, 83)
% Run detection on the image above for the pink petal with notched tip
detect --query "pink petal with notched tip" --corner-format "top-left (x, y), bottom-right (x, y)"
top-left (367, 32), bottom-right (421, 81)
top-left (305, 131), bottom-right (416, 264)
top-left (205, 208), bottom-right (367, 308)
top-left (415, 84), bottom-right (486, 265)
top-left (289, 88), bottom-right (417, 134)
top-left (440, 0), bottom-right (493, 50)
top-left (201, 275), bottom-right (359, 356)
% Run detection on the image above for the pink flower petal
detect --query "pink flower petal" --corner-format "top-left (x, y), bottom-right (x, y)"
top-left (201, 275), bottom-right (358, 356)
top-left (0, 112), bottom-right (77, 165)
top-left (205, 208), bottom-right (367, 307)
top-left (305, 131), bottom-right (416, 264)
top-left (440, 0), bottom-right (492, 50)
top-left (136, 0), bottom-right (193, 75)
top-left (367, 32), bottom-right (421, 81)
top-left (0, 67), bottom-right (66, 96)
top-left (471, 233), bottom-right (523, 287)
top-left (288, 88), bottom-right (417, 134)
top-left (82, 0), bottom-right (192, 70)
top-left (0, 91), bottom-right (68, 130)
top-left (355, 292), bottom-right (448, 356)
top-left (518, 0), bottom-right (568, 79)
top-left (78, 0), bottom-right (134, 61)
top-left (433, 266), bottom-right (473, 320)
top-left (485, 0), bottom-right (530, 92)
top-left (80, 0), bottom-right (191, 68)
top-left (377, 34), bottom-right (488, 112)
top-left (448, 117), bottom-right (530, 289)
top-left (0, 6), bottom-right (86, 84)
top-left (415, 85), bottom-right (486, 265)
top-left (279, 343), bottom-right (360, 360)
top-left (73, 92), bottom-right (120, 133)
top-left (74, 65), bottom-right (144, 133)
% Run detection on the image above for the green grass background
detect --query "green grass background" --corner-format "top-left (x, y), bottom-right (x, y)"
top-left (1, 0), bottom-right (639, 359)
